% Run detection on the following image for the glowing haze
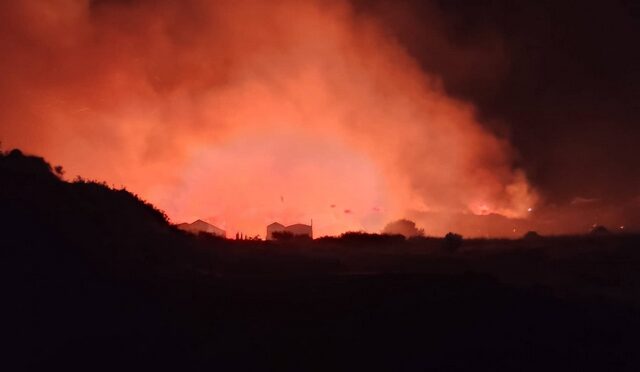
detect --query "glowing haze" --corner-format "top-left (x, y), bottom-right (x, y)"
top-left (0, 0), bottom-right (537, 237)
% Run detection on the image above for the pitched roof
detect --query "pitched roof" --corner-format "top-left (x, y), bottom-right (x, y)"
top-left (286, 223), bottom-right (311, 229)
top-left (191, 219), bottom-right (214, 228)
top-left (177, 219), bottom-right (226, 236)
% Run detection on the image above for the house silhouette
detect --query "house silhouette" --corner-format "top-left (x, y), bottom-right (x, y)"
top-left (177, 219), bottom-right (226, 238)
top-left (266, 221), bottom-right (313, 240)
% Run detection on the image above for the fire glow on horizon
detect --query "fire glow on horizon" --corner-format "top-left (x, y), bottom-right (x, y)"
top-left (0, 0), bottom-right (538, 236)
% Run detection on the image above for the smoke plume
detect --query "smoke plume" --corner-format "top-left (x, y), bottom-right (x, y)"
top-left (0, 0), bottom-right (536, 236)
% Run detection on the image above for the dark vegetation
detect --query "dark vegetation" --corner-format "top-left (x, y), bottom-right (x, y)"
top-left (382, 218), bottom-right (425, 237)
top-left (271, 230), bottom-right (313, 242)
top-left (2, 149), bottom-right (640, 371)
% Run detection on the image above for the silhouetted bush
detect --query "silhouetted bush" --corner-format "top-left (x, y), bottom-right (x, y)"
top-left (1, 148), bottom-right (59, 181)
top-left (272, 231), bottom-right (312, 243)
top-left (338, 232), bottom-right (405, 248)
top-left (443, 232), bottom-right (463, 252)
top-left (523, 231), bottom-right (543, 240)
top-left (272, 231), bottom-right (294, 241)
top-left (590, 225), bottom-right (611, 235)
top-left (54, 165), bottom-right (65, 176)
top-left (382, 219), bottom-right (425, 237)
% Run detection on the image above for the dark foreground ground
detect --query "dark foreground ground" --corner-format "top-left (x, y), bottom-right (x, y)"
top-left (2, 149), bottom-right (640, 371)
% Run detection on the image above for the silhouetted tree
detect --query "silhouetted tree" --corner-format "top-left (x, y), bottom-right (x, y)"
top-left (382, 219), bottom-right (425, 237)
top-left (443, 232), bottom-right (463, 252)
top-left (523, 231), bottom-right (542, 240)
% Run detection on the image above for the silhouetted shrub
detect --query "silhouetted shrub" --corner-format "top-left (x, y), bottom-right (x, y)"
top-left (271, 230), bottom-right (313, 242)
top-left (382, 219), bottom-right (425, 237)
top-left (443, 232), bottom-right (463, 252)
top-left (272, 231), bottom-right (295, 241)
top-left (523, 231), bottom-right (543, 240)
top-left (338, 232), bottom-right (405, 248)
top-left (590, 225), bottom-right (611, 235)
top-left (1, 148), bottom-right (59, 181)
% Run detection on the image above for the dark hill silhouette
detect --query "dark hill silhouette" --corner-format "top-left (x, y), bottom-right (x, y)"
top-left (0, 149), bottom-right (218, 369)
top-left (3, 148), bottom-right (640, 371)
top-left (1, 149), bottom-right (183, 275)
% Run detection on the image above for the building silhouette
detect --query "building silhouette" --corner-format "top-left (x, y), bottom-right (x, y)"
top-left (266, 221), bottom-right (313, 240)
top-left (177, 219), bottom-right (226, 238)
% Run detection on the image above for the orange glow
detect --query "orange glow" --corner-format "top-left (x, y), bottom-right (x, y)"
top-left (0, 0), bottom-right (537, 236)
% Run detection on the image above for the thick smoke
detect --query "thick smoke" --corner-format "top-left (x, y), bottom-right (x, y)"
top-left (0, 0), bottom-right (536, 236)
